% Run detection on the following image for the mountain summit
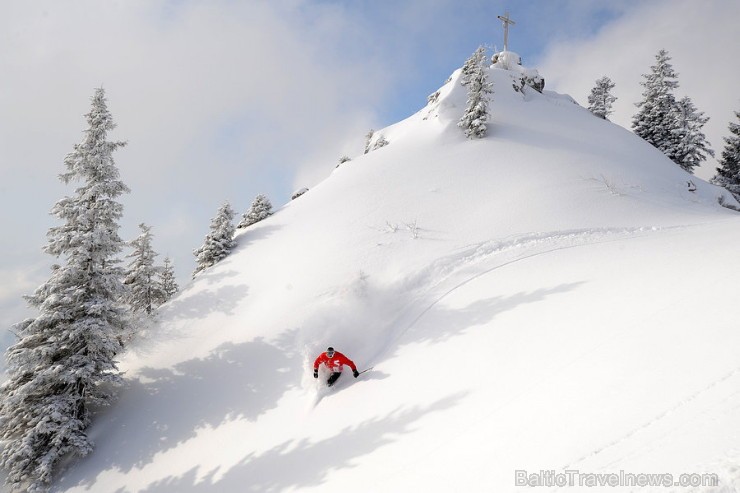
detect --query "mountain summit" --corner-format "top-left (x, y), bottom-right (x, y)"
top-left (56, 57), bottom-right (740, 492)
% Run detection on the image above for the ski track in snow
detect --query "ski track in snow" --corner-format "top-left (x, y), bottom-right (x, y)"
top-left (366, 224), bottom-right (681, 368)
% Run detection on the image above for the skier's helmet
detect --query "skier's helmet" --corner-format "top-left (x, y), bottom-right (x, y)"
top-left (326, 347), bottom-right (335, 357)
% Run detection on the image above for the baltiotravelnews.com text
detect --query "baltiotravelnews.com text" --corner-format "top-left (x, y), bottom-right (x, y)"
top-left (515, 469), bottom-right (719, 488)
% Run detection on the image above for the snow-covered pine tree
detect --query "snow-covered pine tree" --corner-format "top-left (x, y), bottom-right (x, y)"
top-left (124, 223), bottom-right (166, 315)
top-left (372, 134), bottom-right (389, 150)
top-left (460, 46), bottom-right (486, 87)
top-left (0, 88), bottom-right (129, 491)
top-left (291, 188), bottom-right (309, 200)
top-left (631, 49), bottom-right (681, 159)
top-left (458, 46), bottom-right (492, 139)
top-left (363, 129), bottom-right (374, 154)
top-left (237, 194), bottom-right (273, 229)
top-left (712, 110), bottom-right (740, 200)
top-left (193, 202), bottom-right (236, 277)
top-left (668, 96), bottom-right (714, 174)
top-left (336, 155), bottom-right (351, 168)
top-left (587, 76), bottom-right (617, 119)
top-left (159, 257), bottom-right (179, 301)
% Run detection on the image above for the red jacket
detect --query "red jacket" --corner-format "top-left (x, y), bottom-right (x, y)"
top-left (314, 351), bottom-right (357, 373)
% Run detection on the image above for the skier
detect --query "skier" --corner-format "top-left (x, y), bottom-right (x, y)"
top-left (313, 347), bottom-right (359, 387)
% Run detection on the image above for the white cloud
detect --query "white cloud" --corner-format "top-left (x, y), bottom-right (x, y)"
top-left (536, 0), bottom-right (740, 180)
top-left (0, 0), bottom-right (404, 289)
top-left (0, 0), bottom-right (394, 187)
top-left (0, 265), bottom-right (44, 301)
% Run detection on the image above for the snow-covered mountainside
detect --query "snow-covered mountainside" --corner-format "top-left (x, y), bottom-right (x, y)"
top-left (56, 59), bottom-right (740, 492)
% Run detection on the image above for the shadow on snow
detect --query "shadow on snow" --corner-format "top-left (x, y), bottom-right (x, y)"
top-left (139, 392), bottom-right (467, 493)
top-left (58, 334), bottom-right (303, 490)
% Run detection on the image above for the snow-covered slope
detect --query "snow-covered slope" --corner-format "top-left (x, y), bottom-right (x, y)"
top-left (55, 62), bottom-right (740, 492)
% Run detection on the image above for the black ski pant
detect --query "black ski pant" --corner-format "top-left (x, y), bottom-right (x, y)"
top-left (327, 372), bottom-right (342, 387)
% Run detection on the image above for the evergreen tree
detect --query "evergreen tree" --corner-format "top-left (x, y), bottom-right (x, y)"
top-left (587, 76), bottom-right (617, 119)
top-left (336, 155), bottom-right (351, 168)
top-left (237, 194), bottom-right (273, 229)
top-left (0, 88), bottom-right (129, 491)
top-left (159, 257), bottom-right (179, 301)
top-left (460, 46), bottom-right (486, 86)
top-left (458, 46), bottom-right (492, 139)
top-left (363, 129), bottom-right (374, 154)
top-left (193, 202), bottom-right (236, 278)
top-left (712, 110), bottom-right (740, 200)
top-left (631, 49), bottom-right (680, 158)
top-left (372, 134), bottom-right (389, 150)
top-left (669, 96), bottom-right (714, 173)
top-left (291, 188), bottom-right (309, 200)
top-left (124, 223), bottom-right (166, 314)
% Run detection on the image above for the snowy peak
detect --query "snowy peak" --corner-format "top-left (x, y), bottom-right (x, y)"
top-left (491, 50), bottom-right (545, 92)
top-left (347, 57), bottom-right (735, 229)
top-left (371, 54), bottom-right (591, 153)
top-left (417, 52), bottom-right (549, 126)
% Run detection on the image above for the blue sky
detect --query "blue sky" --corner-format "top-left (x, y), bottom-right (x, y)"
top-left (0, 0), bottom-right (738, 350)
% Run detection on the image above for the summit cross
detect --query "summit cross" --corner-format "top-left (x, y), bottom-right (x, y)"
top-left (497, 11), bottom-right (516, 52)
